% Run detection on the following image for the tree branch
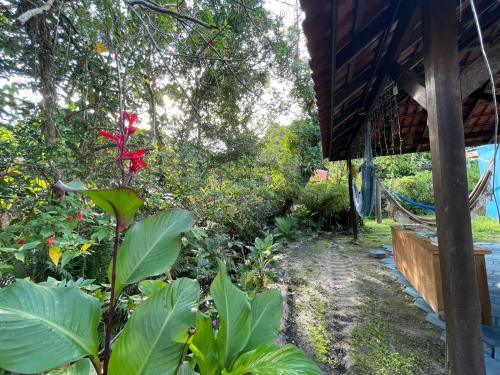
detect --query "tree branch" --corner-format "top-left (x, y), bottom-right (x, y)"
top-left (17, 0), bottom-right (56, 25)
top-left (126, 0), bottom-right (218, 29)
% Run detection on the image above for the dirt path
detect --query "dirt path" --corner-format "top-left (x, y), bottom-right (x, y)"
top-left (275, 230), bottom-right (446, 374)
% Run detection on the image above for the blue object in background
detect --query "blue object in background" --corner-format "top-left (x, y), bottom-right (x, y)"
top-left (476, 144), bottom-right (500, 219)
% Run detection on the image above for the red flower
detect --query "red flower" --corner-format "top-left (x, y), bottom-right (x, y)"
top-left (122, 111), bottom-right (138, 134)
top-left (123, 150), bottom-right (146, 159)
top-left (47, 235), bottom-right (55, 245)
top-left (184, 257), bottom-right (190, 265)
top-left (18, 239), bottom-right (25, 245)
top-left (66, 215), bottom-right (73, 220)
top-left (77, 212), bottom-right (84, 220)
top-left (122, 111), bottom-right (138, 126)
top-left (124, 149), bottom-right (148, 173)
top-left (98, 130), bottom-right (124, 147)
top-left (129, 158), bottom-right (148, 173)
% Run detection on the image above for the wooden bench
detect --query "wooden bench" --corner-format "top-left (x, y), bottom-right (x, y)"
top-left (391, 225), bottom-right (492, 325)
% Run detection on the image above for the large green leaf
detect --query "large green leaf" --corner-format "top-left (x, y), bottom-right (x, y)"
top-left (211, 262), bottom-right (251, 370)
top-left (54, 180), bottom-right (143, 230)
top-left (224, 344), bottom-right (323, 375)
top-left (48, 359), bottom-right (97, 375)
top-left (0, 280), bottom-right (100, 374)
top-left (190, 312), bottom-right (220, 375)
top-left (110, 209), bottom-right (193, 295)
top-left (108, 278), bottom-right (199, 375)
top-left (245, 289), bottom-right (282, 352)
top-left (177, 361), bottom-right (198, 375)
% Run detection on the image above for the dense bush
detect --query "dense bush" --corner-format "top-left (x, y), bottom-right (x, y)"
top-left (390, 170), bottom-right (434, 207)
top-left (298, 163), bottom-right (350, 230)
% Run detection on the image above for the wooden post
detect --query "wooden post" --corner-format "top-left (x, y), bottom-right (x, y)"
top-left (421, 1), bottom-right (485, 374)
top-left (375, 181), bottom-right (382, 224)
top-left (347, 158), bottom-right (358, 240)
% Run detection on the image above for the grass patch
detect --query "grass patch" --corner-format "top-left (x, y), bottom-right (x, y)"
top-left (361, 215), bottom-right (500, 244)
top-left (472, 216), bottom-right (500, 242)
top-left (336, 223), bottom-right (446, 374)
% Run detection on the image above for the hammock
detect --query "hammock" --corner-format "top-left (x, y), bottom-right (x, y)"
top-left (352, 121), bottom-right (376, 217)
top-left (384, 186), bottom-right (435, 212)
top-left (380, 168), bottom-right (493, 227)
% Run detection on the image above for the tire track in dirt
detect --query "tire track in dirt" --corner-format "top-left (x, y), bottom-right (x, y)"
top-left (275, 234), bottom-right (359, 374)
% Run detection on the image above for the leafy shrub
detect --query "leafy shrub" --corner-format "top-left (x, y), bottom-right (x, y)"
top-left (299, 163), bottom-right (350, 230)
top-left (390, 170), bottom-right (434, 213)
top-left (275, 216), bottom-right (297, 240)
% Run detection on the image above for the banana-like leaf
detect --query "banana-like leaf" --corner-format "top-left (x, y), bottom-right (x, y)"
top-left (211, 262), bottom-right (251, 370)
top-left (138, 279), bottom-right (167, 297)
top-left (108, 278), bottom-right (199, 375)
top-left (0, 280), bottom-right (100, 374)
top-left (244, 289), bottom-right (282, 352)
top-left (224, 344), bottom-right (323, 375)
top-left (48, 359), bottom-right (97, 375)
top-left (110, 209), bottom-right (193, 296)
top-left (190, 312), bottom-right (220, 375)
top-left (54, 180), bottom-right (143, 230)
top-left (177, 361), bottom-right (198, 375)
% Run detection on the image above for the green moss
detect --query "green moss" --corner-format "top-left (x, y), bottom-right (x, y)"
top-left (308, 293), bottom-right (329, 363)
top-left (293, 284), bottom-right (330, 364)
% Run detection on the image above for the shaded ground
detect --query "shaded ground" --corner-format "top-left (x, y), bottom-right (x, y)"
top-left (275, 219), bottom-right (446, 374)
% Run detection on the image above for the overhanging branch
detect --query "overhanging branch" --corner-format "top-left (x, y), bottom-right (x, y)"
top-left (126, 0), bottom-right (218, 29)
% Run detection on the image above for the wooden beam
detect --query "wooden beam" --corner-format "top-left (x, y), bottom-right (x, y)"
top-left (328, 0), bottom-right (338, 160)
top-left (421, 1), bottom-right (485, 373)
top-left (346, 1), bottom-right (418, 154)
top-left (346, 0), bottom-right (366, 83)
top-left (364, 1), bottom-right (418, 113)
top-left (336, 3), bottom-right (397, 68)
top-left (375, 181), bottom-right (382, 223)
top-left (464, 83), bottom-right (489, 125)
top-left (460, 43), bottom-right (500, 99)
top-left (387, 63), bottom-right (427, 109)
top-left (347, 158), bottom-right (358, 240)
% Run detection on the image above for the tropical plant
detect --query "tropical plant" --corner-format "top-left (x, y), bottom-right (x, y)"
top-left (190, 262), bottom-right (322, 374)
top-left (275, 216), bottom-right (297, 240)
top-left (240, 234), bottom-right (278, 291)
top-left (0, 110), bottom-right (321, 375)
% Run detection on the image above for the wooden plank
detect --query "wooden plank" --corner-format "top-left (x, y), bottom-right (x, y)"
top-left (460, 43), bottom-right (500, 99)
top-left (328, 0), bottom-right (338, 159)
top-left (392, 226), bottom-right (492, 324)
top-left (421, 0), bottom-right (486, 373)
top-left (335, 3), bottom-right (396, 69)
top-left (475, 255), bottom-right (493, 325)
top-left (347, 158), bottom-right (358, 240)
top-left (387, 63), bottom-right (427, 109)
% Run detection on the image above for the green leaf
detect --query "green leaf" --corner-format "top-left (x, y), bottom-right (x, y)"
top-left (19, 241), bottom-right (41, 251)
top-left (211, 261), bottom-right (251, 370)
top-left (108, 278), bottom-right (199, 375)
top-left (0, 280), bottom-right (100, 374)
top-left (61, 250), bottom-right (79, 268)
top-left (110, 209), bottom-right (193, 296)
top-left (224, 344), bottom-right (323, 375)
top-left (138, 279), bottom-right (167, 297)
top-left (54, 180), bottom-right (143, 229)
top-left (48, 359), bottom-right (97, 375)
top-left (84, 189), bottom-right (143, 229)
top-left (244, 289), bottom-right (282, 352)
top-left (190, 313), bottom-right (220, 375)
top-left (177, 362), bottom-right (197, 375)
